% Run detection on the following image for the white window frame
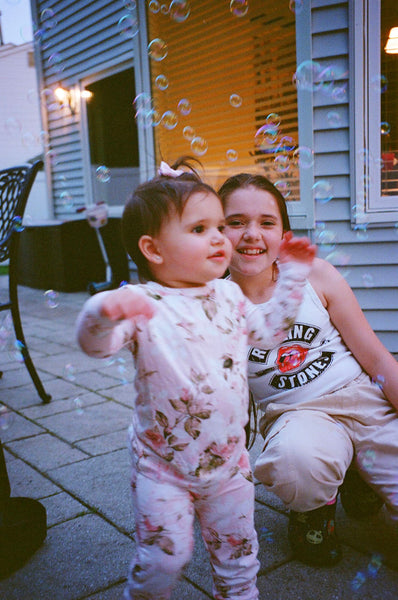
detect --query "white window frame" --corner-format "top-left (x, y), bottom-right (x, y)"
top-left (350, 0), bottom-right (398, 225)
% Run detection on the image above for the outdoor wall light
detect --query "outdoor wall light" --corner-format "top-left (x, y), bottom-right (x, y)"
top-left (385, 27), bottom-right (398, 54)
top-left (54, 85), bottom-right (76, 114)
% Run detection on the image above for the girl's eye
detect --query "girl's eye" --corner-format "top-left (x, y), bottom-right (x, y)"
top-left (262, 220), bottom-right (275, 227)
top-left (192, 225), bottom-right (204, 233)
top-left (226, 220), bottom-right (243, 227)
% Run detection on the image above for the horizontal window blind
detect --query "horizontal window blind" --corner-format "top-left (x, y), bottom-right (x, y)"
top-left (381, 0), bottom-right (398, 197)
top-left (144, 0), bottom-right (299, 199)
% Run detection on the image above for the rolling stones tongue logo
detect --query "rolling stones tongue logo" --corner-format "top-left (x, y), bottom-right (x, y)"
top-left (276, 344), bottom-right (308, 373)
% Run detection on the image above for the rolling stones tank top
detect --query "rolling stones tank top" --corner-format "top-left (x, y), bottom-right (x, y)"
top-left (248, 280), bottom-right (362, 413)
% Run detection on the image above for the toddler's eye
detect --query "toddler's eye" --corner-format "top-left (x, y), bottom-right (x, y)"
top-left (218, 225), bottom-right (225, 232)
top-left (192, 225), bottom-right (204, 233)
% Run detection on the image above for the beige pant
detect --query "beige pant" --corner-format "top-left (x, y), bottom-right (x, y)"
top-left (254, 372), bottom-right (398, 518)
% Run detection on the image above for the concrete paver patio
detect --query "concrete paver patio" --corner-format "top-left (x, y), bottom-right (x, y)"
top-left (0, 279), bottom-right (397, 599)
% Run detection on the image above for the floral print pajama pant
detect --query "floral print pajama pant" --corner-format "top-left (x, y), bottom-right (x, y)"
top-left (123, 460), bottom-right (259, 600)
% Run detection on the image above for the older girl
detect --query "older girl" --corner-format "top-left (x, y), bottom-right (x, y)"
top-left (219, 173), bottom-right (398, 567)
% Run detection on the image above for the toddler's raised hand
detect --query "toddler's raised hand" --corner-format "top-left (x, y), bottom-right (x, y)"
top-left (279, 230), bottom-right (317, 265)
top-left (99, 286), bottom-right (155, 322)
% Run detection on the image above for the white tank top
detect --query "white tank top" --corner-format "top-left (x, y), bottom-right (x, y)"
top-left (248, 280), bottom-right (362, 412)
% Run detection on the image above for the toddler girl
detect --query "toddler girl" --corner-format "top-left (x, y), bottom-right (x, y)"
top-left (76, 159), bottom-right (316, 600)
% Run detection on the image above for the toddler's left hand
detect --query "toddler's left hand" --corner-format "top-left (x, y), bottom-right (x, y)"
top-left (279, 231), bottom-right (317, 265)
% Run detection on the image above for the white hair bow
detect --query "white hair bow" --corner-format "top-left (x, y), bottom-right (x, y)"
top-left (158, 161), bottom-right (184, 178)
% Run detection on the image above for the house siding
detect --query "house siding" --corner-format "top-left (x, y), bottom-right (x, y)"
top-left (311, 0), bottom-right (398, 356)
top-left (31, 0), bottom-right (136, 217)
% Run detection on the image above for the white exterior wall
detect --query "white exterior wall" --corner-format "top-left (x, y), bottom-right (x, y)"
top-left (0, 42), bottom-right (49, 219)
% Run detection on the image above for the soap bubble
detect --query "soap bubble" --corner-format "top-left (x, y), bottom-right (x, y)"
top-left (169, 0), bottom-right (191, 22)
top-left (191, 136), bottom-right (208, 156)
top-left (44, 289), bottom-right (59, 309)
top-left (123, 0), bottom-right (136, 10)
top-left (155, 74), bottom-right (169, 90)
top-left (327, 110), bottom-right (342, 128)
top-left (274, 180), bottom-right (291, 199)
top-left (380, 121), bottom-right (390, 135)
top-left (371, 374), bottom-right (385, 390)
top-left (60, 191), bottom-right (74, 211)
top-left (229, 93), bottom-right (242, 108)
top-left (354, 223), bottom-right (368, 240)
top-left (117, 14), bottom-right (139, 39)
top-left (74, 397), bottom-right (84, 415)
top-left (226, 149), bottom-right (238, 162)
top-left (183, 126), bottom-right (195, 141)
top-left (149, 0), bottom-right (160, 13)
top-left (370, 74), bottom-right (388, 94)
top-left (293, 146), bottom-right (314, 169)
top-left (351, 571), bottom-right (367, 591)
top-left (96, 166), bottom-right (111, 183)
top-left (12, 216), bottom-right (24, 232)
top-left (293, 60), bottom-right (321, 92)
top-left (12, 340), bottom-right (25, 363)
top-left (274, 153), bottom-right (290, 173)
top-left (148, 38), bottom-right (168, 61)
top-left (230, 0), bottom-right (249, 17)
top-left (312, 179), bottom-right (333, 203)
top-left (177, 98), bottom-right (191, 115)
top-left (4, 117), bottom-right (22, 136)
top-left (160, 3), bottom-right (169, 14)
top-left (64, 364), bottom-right (77, 382)
top-left (0, 406), bottom-right (15, 431)
top-left (161, 110), bottom-right (178, 129)
top-left (362, 272), bottom-right (374, 288)
top-left (289, 0), bottom-right (304, 14)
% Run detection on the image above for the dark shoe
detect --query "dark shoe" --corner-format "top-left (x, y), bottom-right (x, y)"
top-left (339, 468), bottom-right (384, 520)
top-left (288, 500), bottom-right (342, 567)
top-left (0, 497), bottom-right (47, 579)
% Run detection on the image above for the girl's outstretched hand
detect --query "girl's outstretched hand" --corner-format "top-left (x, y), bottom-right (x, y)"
top-left (99, 286), bottom-right (155, 322)
top-left (279, 230), bottom-right (317, 265)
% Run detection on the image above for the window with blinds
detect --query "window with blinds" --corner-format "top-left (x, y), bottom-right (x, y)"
top-left (381, 0), bottom-right (398, 197)
top-left (144, 0), bottom-right (299, 199)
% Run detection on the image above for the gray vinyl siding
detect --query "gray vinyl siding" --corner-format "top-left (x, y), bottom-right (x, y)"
top-left (31, 0), bottom-right (135, 217)
top-left (311, 0), bottom-right (398, 356)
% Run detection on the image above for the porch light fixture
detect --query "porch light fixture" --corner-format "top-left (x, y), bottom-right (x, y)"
top-left (54, 85), bottom-right (76, 114)
top-left (384, 26), bottom-right (398, 54)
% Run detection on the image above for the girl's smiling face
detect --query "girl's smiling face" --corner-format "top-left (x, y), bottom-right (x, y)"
top-left (223, 185), bottom-right (284, 280)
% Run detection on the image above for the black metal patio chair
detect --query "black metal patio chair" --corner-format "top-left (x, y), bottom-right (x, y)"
top-left (0, 161), bottom-right (51, 403)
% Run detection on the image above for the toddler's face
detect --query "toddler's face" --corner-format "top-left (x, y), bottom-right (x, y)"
top-left (150, 191), bottom-right (232, 287)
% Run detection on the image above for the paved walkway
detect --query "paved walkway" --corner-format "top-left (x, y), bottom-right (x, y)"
top-left (0, 279), bottom-right (397, 599)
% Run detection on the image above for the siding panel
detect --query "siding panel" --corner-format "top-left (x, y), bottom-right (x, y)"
top-left (311, 1), bottom-right (398, 353)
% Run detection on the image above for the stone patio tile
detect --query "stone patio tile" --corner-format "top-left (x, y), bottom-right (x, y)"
top-left (0, 383), bottom-right (55, 409)
top-left (36, 400), bottom-right (133, 443)
top-left (0, 409), bottom-right (45, 442)
top-left (71, 370), bottom-right (124, 392)
top-left (41, 491), bottom-right (91, 527)
top-left (254, 481), bottom-right (289, 514)
top-left (49, 449), bottom-right (134, 533)
top-left (76, 429), bottom-right (129, 455)
top-left (0, 514), bottom-right (133, 600)
top-left (21, 391), bottom-right (106, 419)
top-left (4, 451), bottom-right (62, 498)
top-left (256, 550), bottom-right (398, 600)
top-left (7, 432), bottom-right (88, 471)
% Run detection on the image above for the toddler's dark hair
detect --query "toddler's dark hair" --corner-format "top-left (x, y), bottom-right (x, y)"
top-left (218, 173), bottom-right (291, 233)
top-left (122, 156), bottom-right (217, 282)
